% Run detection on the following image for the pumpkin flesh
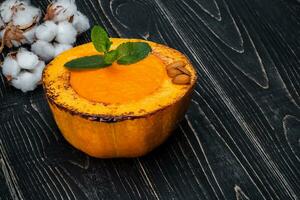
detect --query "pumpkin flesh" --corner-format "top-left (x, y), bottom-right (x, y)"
top-left (70, 54), bottom-right (166, 104)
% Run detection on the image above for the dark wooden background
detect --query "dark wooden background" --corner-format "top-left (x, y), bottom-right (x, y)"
top-left (0, 0), bottom-right (300, 199)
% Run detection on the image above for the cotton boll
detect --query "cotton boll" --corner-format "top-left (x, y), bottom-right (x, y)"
top-left (0, 0), bottom-right (29, 23)
top-left (31, 40), bottom-right (55, 61)
top-left (10, 54), bottom-right (45, 93)
top-left (55, 21), bottom-right (77, 44)
top-left (2, 55), bottom-right (21, 78)
top-left (23, 25), bottom-right (36, 43)
top-left (35, 21), bottom-right (57, 42)
top-left (54, 43), bottom-right (72, 56)
top-left (16, 48), bottom-right (39, 70)
top-left (45, 0), bottom-right (77, 22)
top-left (72, 11), bottom-right (90, 34)
top-left (12, 5), bottom-right (41, 28)
top-left (0, 0), bottom-right (20, 22)
top-left (11, 71), bottom-right (39, 92)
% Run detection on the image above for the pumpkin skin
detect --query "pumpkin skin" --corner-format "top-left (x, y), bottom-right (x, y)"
top-left (43, 38), bottom-right (197, 158)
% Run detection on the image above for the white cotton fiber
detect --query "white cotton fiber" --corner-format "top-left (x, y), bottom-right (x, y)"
top-left (12, 5), bottom-right (41, 27)
top-left (49, 0), bottom-right (77, 22)
top-left (54, 43), bottom-right (72, 56)
top-left (2, 55), bottom-right (21, 78)
top-left (0, 7), bottom-right (13, 23)
top-left (23, 26), bottom-right (37, 43)
top-left (55, 21), bottom-right (77, 44)
top-left (0, 0), bottom-right (30, 23)
top-left (31, 60), bottom-right (45, 79)
top-left (31, 40), bottom-right (55, 61)
top-left (35, 21), bottom-right (58, 42)
top-left (16, 48), bottom-right (39, 70)
top-left (11, 71), bottom-right (39, 92)
top-left (72, 11), bottom-right (90, 34)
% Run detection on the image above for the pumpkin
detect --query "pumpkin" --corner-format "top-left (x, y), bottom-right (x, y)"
top-left (43, 38), bottom-right (197, 158)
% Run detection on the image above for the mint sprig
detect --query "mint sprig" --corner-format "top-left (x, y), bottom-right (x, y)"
top-left (64, 26), bottom-right (152, 70)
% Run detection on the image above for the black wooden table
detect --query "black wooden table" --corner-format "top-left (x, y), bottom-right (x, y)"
top-left (1, 0), bottom-right (300, 199)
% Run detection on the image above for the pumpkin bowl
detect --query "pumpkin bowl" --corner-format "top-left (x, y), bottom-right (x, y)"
top-left (43, 38), bottom-right (197, 158)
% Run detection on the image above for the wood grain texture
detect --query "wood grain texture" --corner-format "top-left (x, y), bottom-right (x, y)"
top-left (0, 0), bottom-right (299, 199)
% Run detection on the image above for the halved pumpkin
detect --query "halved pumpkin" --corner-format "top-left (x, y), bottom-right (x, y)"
top-left (43, 38), bottom-right (197, 158)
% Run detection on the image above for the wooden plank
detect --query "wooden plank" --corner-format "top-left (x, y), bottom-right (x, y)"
top-left (0, 0), bottom-right (299, 199)
top-left (0, 154), bottom-right (13, 200)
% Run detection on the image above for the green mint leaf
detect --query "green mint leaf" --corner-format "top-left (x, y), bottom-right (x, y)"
top-left (116, 42), bottom-right (151, 65)
top-left (64, 55), bottom-right (110, 69)
top-left (104, 50), bottom-right (119, 64)
top-left (91, 25), bottom-right (112, 53)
